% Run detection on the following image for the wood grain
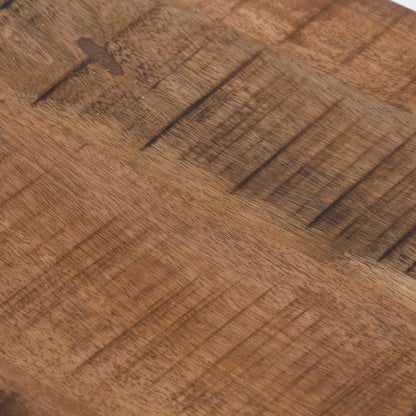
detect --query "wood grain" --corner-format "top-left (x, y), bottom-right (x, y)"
top-left (2, 0), bottom-right (416, 414)
top-left (178, 0), bottom-right (416, 114)
top-left (2, 99), bottom-right (416, 416)
top-left (12, 0), bottom-right (416, 275)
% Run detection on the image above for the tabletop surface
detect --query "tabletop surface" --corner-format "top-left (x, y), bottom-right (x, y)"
top-left (2, 0), bottom-right (416, 415)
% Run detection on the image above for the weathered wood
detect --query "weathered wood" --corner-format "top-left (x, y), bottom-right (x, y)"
top-left (2, 0), bottom-right (416, 415)
top-left (15, 0), bottom-right (416, 275)
top-left (2, 99), bottom-right (416, 416)
top-left (178, 0), bottom-right (416, 114)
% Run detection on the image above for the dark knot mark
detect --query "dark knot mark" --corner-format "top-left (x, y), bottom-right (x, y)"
top-left (77, 37), bottom-right (124, 76)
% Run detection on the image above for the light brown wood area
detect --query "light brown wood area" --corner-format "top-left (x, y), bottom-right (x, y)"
top-left (2, 0), bottom-right (416, 415)
top-left (179, 0), bottom-right (416, 113)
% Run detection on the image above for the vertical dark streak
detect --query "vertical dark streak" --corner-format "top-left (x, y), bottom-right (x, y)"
top-left (269, 118), bottom-right (357, 200)
top-left (391, 73), bottom-right (416, 100)
top-left (335, 166), bottom-right (416, 241)
top-left (283, 0), bottom-right (337, 42)
top-left (220, 0), bottom-right (250, 21)
top-left (374, 200), bottom-right (416, 246)
top-left (208, 73), bottom-right (291, 164)
top-left (114, 5), bottom-right (161, 38)
top-left (406, 260), bottom-right (416, 275)
top-left (73, 277), bottom-right (198, 373)
top-left (338, 9), bottom-right (407, 68)
top-left (0, 169), bottom-right (50, 211)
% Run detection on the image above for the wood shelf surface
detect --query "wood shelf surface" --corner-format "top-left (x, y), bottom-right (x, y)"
top-left (1, 0), bottom-right (416, 415)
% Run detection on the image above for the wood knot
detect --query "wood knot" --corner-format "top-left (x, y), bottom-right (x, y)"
top-left (77, 37), bottom-right (124, 76)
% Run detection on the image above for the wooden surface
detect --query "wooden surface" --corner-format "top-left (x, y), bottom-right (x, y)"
top-left (2, 0), bottom-right (416, 415)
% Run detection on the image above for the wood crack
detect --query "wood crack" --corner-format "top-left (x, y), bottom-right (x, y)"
top-left (378, 225), bottom-right (416, 262)
top-left (308, 132), bottom-right (416, 229)
top-left (336, 9), bottom-right (408, 68)
top-left (32, 59), bottom-right (91, 105)
top-left (141, 50), bottom-right (263, 149)
top-left (0, 169), bottom-right (51, 210)
top-left (406, 261), bottom-right (416, 275)
top-left (73, 277), bottom-right (199, 373)
top-left (232, 99), bottom-right (342, 193)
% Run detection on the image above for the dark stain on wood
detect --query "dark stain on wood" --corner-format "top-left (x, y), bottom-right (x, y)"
top-left (77, 37), bottom-right (124, 76)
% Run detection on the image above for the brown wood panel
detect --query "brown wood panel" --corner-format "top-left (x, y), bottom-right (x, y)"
top-left (0, 0), bottom-right (155, 100)
top-left (2, 99), bottom-right (416, 415)
top-left (2, 0), bottom-right (416, 414)
top-left (22, 0), bottom-right (416, 276)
